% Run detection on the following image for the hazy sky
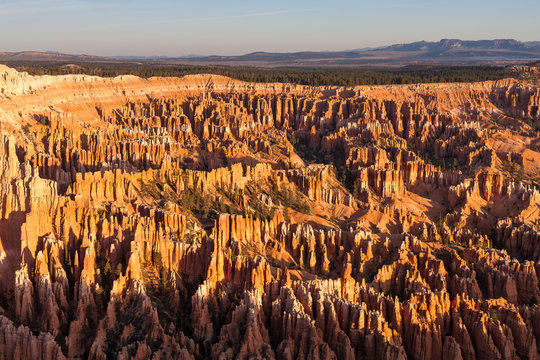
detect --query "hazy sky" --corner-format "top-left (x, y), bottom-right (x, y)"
top-left (1, 0), bottom-right (539, 56)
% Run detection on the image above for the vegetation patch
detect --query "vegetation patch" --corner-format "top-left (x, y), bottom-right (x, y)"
top-left (6, 61), bottom-right (512, 86)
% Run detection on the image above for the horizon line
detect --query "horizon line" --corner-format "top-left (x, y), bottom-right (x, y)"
top-left (2, 37), bottom-right (540, 59)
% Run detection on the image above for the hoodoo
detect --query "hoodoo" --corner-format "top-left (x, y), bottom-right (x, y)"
top-left (1, 65), bottom-right (540, 359)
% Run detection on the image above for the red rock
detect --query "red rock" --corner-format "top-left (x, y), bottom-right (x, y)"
top-left (0, 65), bottom-right (539, 358)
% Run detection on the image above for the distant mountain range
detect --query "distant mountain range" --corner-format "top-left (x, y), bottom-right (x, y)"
top-left (0, 51), bottom-right (112, 62)
top-left (2, 39), bottom-right (540, 67)
top-left (385, 39), bottom-right (538, 52)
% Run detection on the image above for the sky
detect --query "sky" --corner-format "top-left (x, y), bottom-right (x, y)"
top-left (0, 0), bottom-right (539, 57)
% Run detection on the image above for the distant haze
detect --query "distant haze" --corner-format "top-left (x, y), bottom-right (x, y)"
top-left (1, 0), bottom-right (539, 57)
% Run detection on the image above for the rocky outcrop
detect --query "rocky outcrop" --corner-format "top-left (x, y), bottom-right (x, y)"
top-left (1, 65), bottom-right (540, 359)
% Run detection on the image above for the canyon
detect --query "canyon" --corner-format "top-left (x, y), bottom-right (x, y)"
top-left (1, 64), bottom-right (540, 359)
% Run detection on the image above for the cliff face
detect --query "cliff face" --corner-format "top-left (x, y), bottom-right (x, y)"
top-left (1, 65), bottom-right (540, 359)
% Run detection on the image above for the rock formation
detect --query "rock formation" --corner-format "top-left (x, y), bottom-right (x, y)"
top-left (0, 64), bottom-right (540, 358)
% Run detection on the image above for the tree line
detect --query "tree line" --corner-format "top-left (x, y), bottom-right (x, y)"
top-left (3, 60), bottom-right (513, 86)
